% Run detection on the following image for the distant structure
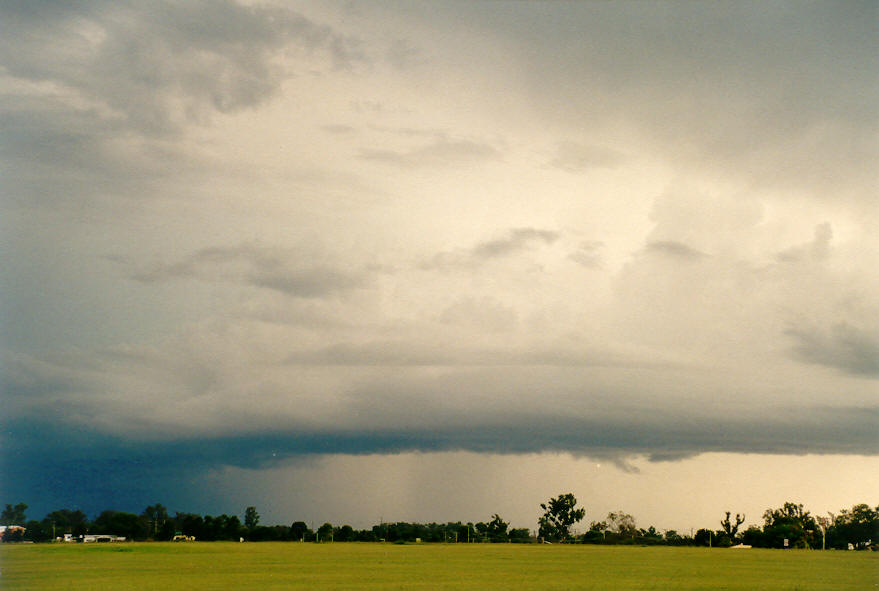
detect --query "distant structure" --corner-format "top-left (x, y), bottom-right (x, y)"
top-left (80, 534), bottom-right (126, 543)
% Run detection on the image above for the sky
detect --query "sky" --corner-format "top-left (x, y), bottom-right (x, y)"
top-left (1, 1), bottom-right (877, 534)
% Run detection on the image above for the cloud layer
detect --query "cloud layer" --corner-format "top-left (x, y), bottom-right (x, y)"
top-left (1, 1), bottom-right (876, 519)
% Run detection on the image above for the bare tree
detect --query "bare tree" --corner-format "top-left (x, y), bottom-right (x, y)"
top-left (720, 511), bottom-right (745, 540)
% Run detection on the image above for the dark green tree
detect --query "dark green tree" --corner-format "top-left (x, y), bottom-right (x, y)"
top-left (508, 527), bottom-right (530, 542)
top-left (694, 528), bottom-right (713, 546)
top-left (582, 520), bottom-right (606, 544)
top-left (176, 513), bottom-right (204, 539)
top-left (290, 521), bottom-right (311, 541)
top-left (830, 503), bottom-right (878, 550)
top-left (223, 515), bottom-right (242, 540)
top-left (762, 502), bottom-right (819, 549)
top-left (93, 510), bottom-right (147, 540)
top-left (142, 504), bottom-right (170, 539)
top-left (316, 522), bottom-right (334, 542)
top-left (1, 503), bottom-right (27, 525)
top-left (244, 506), bottom-right (260, 530)
top-left (638, 526), bottom-right (663, 545)
top-left (25, 520), bottom-right (53, 542)
top-left (741, 525), bottom-right (765, 547)
top-left (538, 493), bottom-right (585, 542)
top-left (485, 514), bottom-right (509, 542)
top-left (44, 509), bottom-right (89, 537)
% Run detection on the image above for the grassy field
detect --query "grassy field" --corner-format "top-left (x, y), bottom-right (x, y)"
top-left (1, 542), bottom-right (876, 590)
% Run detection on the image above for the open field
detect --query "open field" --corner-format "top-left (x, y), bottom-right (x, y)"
top-left (1, 542), bottom-right (876, 590)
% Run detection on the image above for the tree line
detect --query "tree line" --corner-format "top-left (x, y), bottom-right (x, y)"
top-left (2, 496), bottom-right (876, 550)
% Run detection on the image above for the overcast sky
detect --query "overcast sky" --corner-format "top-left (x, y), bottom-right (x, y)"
top-left (1, 1), bottom-right (877, 533)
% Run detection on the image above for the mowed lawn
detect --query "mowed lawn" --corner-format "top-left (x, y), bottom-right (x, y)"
top-left (1, 542), bottom-right (876, 590)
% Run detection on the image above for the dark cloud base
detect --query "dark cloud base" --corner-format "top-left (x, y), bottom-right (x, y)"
top-left (4, 406), bottom-right (876, 519)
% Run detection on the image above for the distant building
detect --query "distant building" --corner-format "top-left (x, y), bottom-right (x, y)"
top-left (80, 534), bottom-right (126, 543)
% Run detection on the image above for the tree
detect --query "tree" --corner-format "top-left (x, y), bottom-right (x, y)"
top-left (830, 503), bottom-right (878, 550)
top-left (223, 515), bottom-right (242, 541)
top-left (290, 521), bottom-right (311, 541)
top-left (485, 514), bottom-right (509, 542)
top-left (93, 510), bottom-right (147, 540)
top-left (475, 514), bottom-right (509, 542)
top-left (142, 504), bottom-right (170, 539)
top-left (316, 522), bottom-right (334, 542)
top-left (762, 502), bottom-right (819, 549)
top-left (244, 506), bottom-right (260, 530)
top-left (606, 511), bottom-right (637, 540)
top-left (582, 520), bottom-right (606, 544)
top-left (176, 512), bottom-right (204, 539)
top-left (44, 509), bottom-right (89, 537)
top-left (694, 528), bottom-right (713, 547)
top-left (720, 511), bottom-right (745, 542)
top-left (538, 493), bottom-right (585, 542)
top-left (1, 503), bottom-right (27, 525)
top-left (508, 528), bottom-right (530, 542)
top-left (741, 525), bottom-right (765, 547)
top-left (663, 529), bottom-right (686, 546)
top-left (335, 524), bottom-right (355, 542)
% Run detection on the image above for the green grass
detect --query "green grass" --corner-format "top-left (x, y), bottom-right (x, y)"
top-left (1, 543), bottom-right (876, 590)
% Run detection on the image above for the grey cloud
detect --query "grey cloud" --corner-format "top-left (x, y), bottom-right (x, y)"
top-left (5, 402), bottom-right (876, 522)
top-left (644, 241), bottom-right (706, 260)
top-left (359, 137), bottom-right (501, 168)
top-left (438, 297), bottom-right (517, 333)
top-left (0, 1), bottom-right (364, 210)
top-left (472, 228), bottom-right (559, 258)
top-left (133, 244), bottom-right (367, 298)
top-left (421, 228), bottom-right (559, 271)
top-left (441, 2), bottom-right (877, 198)
top-left (787, 323), bottom-right (879, 378)
top-left (5, 346), bottom-right (877, 462)
top-left (0, 95), bottom-right (201, 208)
top-left (0, 1), bottom-right (363, 135)
top-left (282, 342), bottom-right (635, 368)
top-left (548, 141), bottom-right (626, 172)
top-left (3, 339), bottom-right (877, 522)
top-left (251, 267), bottom-right (365, 298)
top-left (386, 39), bottom-right (426, 70)
top-left (568, 241), bottom-right (604, 268)
top-left (777, 223), bottom-right (833, 262)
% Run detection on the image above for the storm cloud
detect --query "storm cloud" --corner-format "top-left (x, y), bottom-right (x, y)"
top-left (1, 1), bottom-right (876, 526)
